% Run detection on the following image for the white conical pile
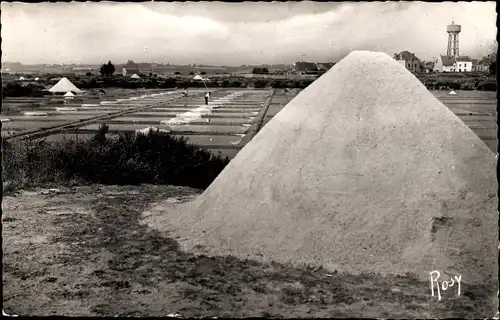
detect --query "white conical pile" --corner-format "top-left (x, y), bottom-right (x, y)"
top-left (145, 51), bottom-right (497, 296)
top-left (48, 77), bottom-right (82, 93)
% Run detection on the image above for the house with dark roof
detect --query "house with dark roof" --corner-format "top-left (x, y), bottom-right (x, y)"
top-left (433, 55), bottom-right (472, 72)
top-left (433, 55), bottom-right (456, 72)
top-left (473, 55), bottom-right (493, 72)
top-left (393, 51), bottom-right (422, 72)
top-left (293, 61), bottom-right (318, 73)
top-left (423, 61), bottom-right (435, 73)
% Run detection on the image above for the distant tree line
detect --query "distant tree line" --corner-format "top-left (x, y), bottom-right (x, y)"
top-left (3, 64), bottom-right (498, 98)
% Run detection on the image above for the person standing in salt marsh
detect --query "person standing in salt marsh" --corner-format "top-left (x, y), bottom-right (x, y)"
top-left (205, 91), bottom-right (209, 105)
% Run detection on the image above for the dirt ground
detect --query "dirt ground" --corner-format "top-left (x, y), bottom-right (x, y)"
top-left (2, 184), bottom-right (496, 317)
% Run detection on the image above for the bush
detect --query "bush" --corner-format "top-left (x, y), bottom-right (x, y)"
top-left (478, 81), bottom-right (497, 91)
top-left (2, 127), bottom-right (230, 191)
top-left (252, 67), bottom-right (269, 74)
top-left (144, 79), bottom-right (158, 89)
top-left (461, 81), bottom-right (475, 91)
top-left (2, 83), bottom-right (45, 97)
top-left (296, 80), bottom-right (313, 89)
top-left (100, 61), bottom-right (116, 77)
top-left (489, 61), bottom-right (496, 75)
top-left (272, 80), bottom-right (289, 89)
top-left (229, 80), bottom-right (242, 88)
top-left (448, 82), bottom-right (462, 90)
top-left (158, 78), bottom-right (178, 88)
top-left (253, 79), bottom-right (267, 88)
top-left (205, 81), bottom-right (219, 88)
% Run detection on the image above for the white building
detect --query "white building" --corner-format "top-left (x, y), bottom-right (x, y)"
top-left (455, 56), bottom-right (473, 72)
top-left (433, 55), bottom-right (473, 73)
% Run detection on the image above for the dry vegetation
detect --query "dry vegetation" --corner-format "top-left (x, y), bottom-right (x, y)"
top-left (2, 125), bottom-right (229, 194)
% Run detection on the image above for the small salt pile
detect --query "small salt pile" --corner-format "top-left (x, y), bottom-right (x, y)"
top-left (23, 112), bottom-right (47, 116)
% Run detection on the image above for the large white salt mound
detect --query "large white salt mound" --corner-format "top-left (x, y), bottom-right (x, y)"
top-left (145, 51), bottom-right (497, 296)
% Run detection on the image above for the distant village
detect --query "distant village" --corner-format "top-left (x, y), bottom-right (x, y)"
top-left (393, 20), bottom-right (495, 74)
top-left (295, 21), bottom-right (495, 75)
top-left (392, 50), bottom-right (493, 74)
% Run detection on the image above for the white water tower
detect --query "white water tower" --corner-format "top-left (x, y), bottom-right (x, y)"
top-left (446, 20), bottom-right (461, 57)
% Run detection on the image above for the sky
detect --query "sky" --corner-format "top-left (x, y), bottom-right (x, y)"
top-left (1, 1), bottom-right (497, 65)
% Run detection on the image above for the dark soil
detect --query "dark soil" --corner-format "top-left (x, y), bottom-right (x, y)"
top-left (2, 185), bottom-right (495, 317)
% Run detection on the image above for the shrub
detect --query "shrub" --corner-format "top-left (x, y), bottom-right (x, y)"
top-left (2, 126), bottom-right (230, 191)
top-left (296, 80), bottom-right (313, 89)
top-left (253, 79), bottom-right (267, 88)
top-left (448, 82), bottom-right (462, 90)
top-left (100, 61), bottom-right (116, 77)
top-left (434, 81), bottom-right (448, 90)
top-left (206, 81), bottom-right (219, 88)
top-left (252, 67), bottom-right (269, 74)
top-left (461, 82), bottom-right (475, 91)
top-left (159, 78), bottom-right (177, 88)
top-left (230, 80), bottom-right (242, 88)
top-left (489, 61), bottom-right (496, 75)
top-left (176, 80), bottom-right (189, 88)
top-left (271, 80), bottom-right (287, 89)
top-left (144, 79), bottom-right (158, 89)
top-left (2, 83), bottom-right (45, 97)
top-left (478, 81), bottom-right (497, 91)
